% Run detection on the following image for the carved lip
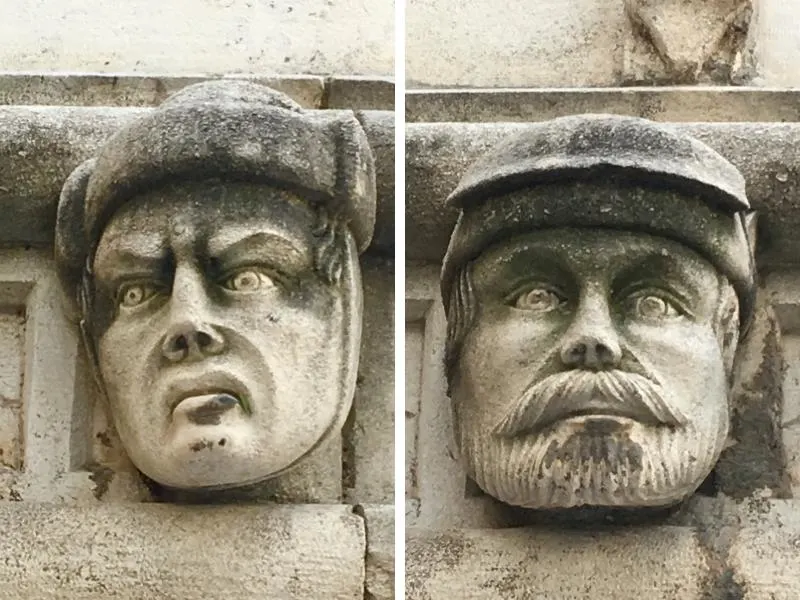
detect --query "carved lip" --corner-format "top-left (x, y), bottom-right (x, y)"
top-left (533, 399), bottom-right (665, 433)
top-left (165, 372), bottom-right (250, 415)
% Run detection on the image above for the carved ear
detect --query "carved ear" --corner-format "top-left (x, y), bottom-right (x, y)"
top-left (718, 284), bottom-right (741, 377)
top-left (55, 158), bottom-right (96, 322)
top-left (743, 210), bottom-right (757, 258)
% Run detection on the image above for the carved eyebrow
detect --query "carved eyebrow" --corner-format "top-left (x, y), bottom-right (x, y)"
top-left (206, 231), bottom-right (311, 272)
top-left (92, 235), bottom-right (168, 282)
top-left (612, 252), bottom-right (702, 298)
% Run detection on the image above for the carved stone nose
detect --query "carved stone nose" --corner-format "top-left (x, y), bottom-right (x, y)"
top-left (560, 336), bottom-right (622, 370)
top-left (162, 324), bottom-right (225, 363)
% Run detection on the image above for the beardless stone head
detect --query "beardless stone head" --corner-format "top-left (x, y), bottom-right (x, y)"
top-left (440, 115), bottom-right (755, 510)
top-left (54, 80), bottom-right (376, 491)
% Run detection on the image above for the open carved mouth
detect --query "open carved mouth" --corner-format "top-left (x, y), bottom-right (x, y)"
top-left (166, 374), bottom-right (253, 417)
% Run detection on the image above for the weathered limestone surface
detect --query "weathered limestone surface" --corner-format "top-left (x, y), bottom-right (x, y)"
top-left (0, 503), bottom-right (366, 599)
top-left (406, 526), bottom-right (710, 599)
top-left (0, 106), bottom-right (393, 252)
top-left (329, 77), bottom-right (395, 110)
top-left (729, 500), bottom-right (800, 599)
top-left (406, 122), bottom-right (800, 267)
top-left (0, 74), bottom-right (326, 108)
top-left (407, 0), bottom-right (628, 88)
top-left (407, 0), bottom-right (800, 87)
top-left (349, 258), bottom-right (395, 504)
top-left (357, 504), bottom-right (395, 600)
top-left (0, 74), bottom-right (395, 111)
top-left (407, 88), bottom-right (800, 123)
top-left (2, 0), bottom-right (392, 77)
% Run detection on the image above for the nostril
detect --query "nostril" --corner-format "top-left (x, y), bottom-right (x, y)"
top-left (196, 331), bottom-right (212, 348)
top-left (173, 336), bottom-right (188, 352)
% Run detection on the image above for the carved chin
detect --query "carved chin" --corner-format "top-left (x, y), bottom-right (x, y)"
top-left (461, 417), bottom-right (728, 509)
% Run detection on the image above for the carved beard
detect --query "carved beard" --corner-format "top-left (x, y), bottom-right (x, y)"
top-left (459, 370), bottom-right (729, 509)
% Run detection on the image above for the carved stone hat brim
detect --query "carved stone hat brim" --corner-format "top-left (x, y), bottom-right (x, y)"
top-left (54, 80), bottom-right (377, 313)
top-left (445, 114), bottom-right (749, 214)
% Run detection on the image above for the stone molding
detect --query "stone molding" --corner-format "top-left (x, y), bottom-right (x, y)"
top-left (0, 503), bottom-right (367, 599)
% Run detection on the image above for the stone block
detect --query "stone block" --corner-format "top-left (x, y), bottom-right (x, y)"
top-left (0, 74), bottom-right (325, 108)
top-left (406, 88), bottom-right (800, 124)
top-left (0, 503), bottom-right (366, 600)
top-left (348, 257), bottom-right (395, 504)
top-left (329, 77), bottom-right (395, 111)
top-left (729, 499), bottom-right (800, 599)
top-left (357, 503), bottom-right (395, 600)
top-left (407, 526), bottom-right (711, 599)
top-left (0, 0), bottom-right (392, 77)
top-left (765, 272), bottom-right (800, 495)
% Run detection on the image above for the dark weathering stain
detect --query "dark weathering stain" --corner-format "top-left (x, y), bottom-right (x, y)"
top-left (87, 463), bottom-right (115, 500)
top-left (190, 440), bottom-right (215, 452)
top-left (542, 430), bottom-right (644, 472)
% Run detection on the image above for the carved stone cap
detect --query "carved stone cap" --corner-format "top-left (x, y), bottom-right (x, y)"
top-left (440, 114), bottom-right (756, 325)
top-left (55, 80), bottom-right (377, 305)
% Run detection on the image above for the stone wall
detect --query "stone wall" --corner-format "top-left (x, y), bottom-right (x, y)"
top-left (0, 75), bottom-right (394, 599)
top-left (3, 1), bottom-right (393, 78)
top-left (407, 0), bottom-right (800, 88)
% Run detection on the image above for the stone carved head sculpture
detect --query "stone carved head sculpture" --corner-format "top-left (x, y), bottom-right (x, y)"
top-left (441, 115), bottom-right (756, 510)
top-left (54, 81), bottom-right (376, 491)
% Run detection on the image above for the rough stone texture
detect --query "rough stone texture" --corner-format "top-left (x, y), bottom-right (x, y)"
top-left (0, 106), bottom-right (393, 253)
top-left (0, 503), bottom-right (365, 599)
top-left (406, 88), bottom-right (800, 124)
top-left (729, 499), bottom-right (800, 599)
top-left (357, 504), bottom-right (394, 600)
top-left (329, 77), bottom-right (395, 111)
top-left (1, 0), bottom-right (392, 77)
top-left (765, 272), bottom-right (800, 495)
top-left (715, 287), bottom-right (790, 499)
top-left (755, 0), bottom-right (800, 86)
top-left (347, 257), bottom-right (394, 504)
top-left (406, 0), bottom-right (800, 88)
top-left (622, 0), bottom-right (755, 84)
top-left (405, 122), bottom-right (800, 268)
top-left (406, 0), bottom-right (628, 88)
top-left (357, 109), bottom-right (395, 256)
top-left (0, 74), bottom-right (326, 108)
top-left (406, 526), bottom-right (710, 599)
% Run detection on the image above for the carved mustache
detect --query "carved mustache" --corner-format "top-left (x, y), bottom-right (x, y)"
top-left (493, 369), bottom-right (688, 438)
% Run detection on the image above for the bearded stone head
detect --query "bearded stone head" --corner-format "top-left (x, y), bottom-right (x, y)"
top-left (440, 115), bottom-right (756, 510)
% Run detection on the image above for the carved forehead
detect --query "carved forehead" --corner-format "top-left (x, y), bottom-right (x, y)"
top-left (95, 180), bottom-right (318, 254)
top-left (471, 228), bottom-right (722, 285)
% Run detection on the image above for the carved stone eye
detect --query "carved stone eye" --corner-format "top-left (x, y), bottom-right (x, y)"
top-left (632, 294), bottom-right (680, 319)
top-left (224, 269), bottom-right (275, 292)
top-left (513, 288), bottom-right (564, 312)
top-left (118, 283), bottom-right (155, 308)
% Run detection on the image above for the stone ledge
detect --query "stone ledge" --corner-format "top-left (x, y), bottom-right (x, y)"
top-left (329, 76), bottom-right (395, 111)
top-left (0, 106), bottom-right (393, 252)
top-left (0, 503), bottom-right (365, 599)
top-left (407, 88), bottom-right (800, 123)
top-left (406, 121), bottom-right (800, 267)
top-left (0, 73), bottom-right (395, 111)
top-left (356, 504), bottom-right (395, 600)
top-left (0, 73), bottom-right (326, 108)
top-left (406, 526), bottom-right (710, 599)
